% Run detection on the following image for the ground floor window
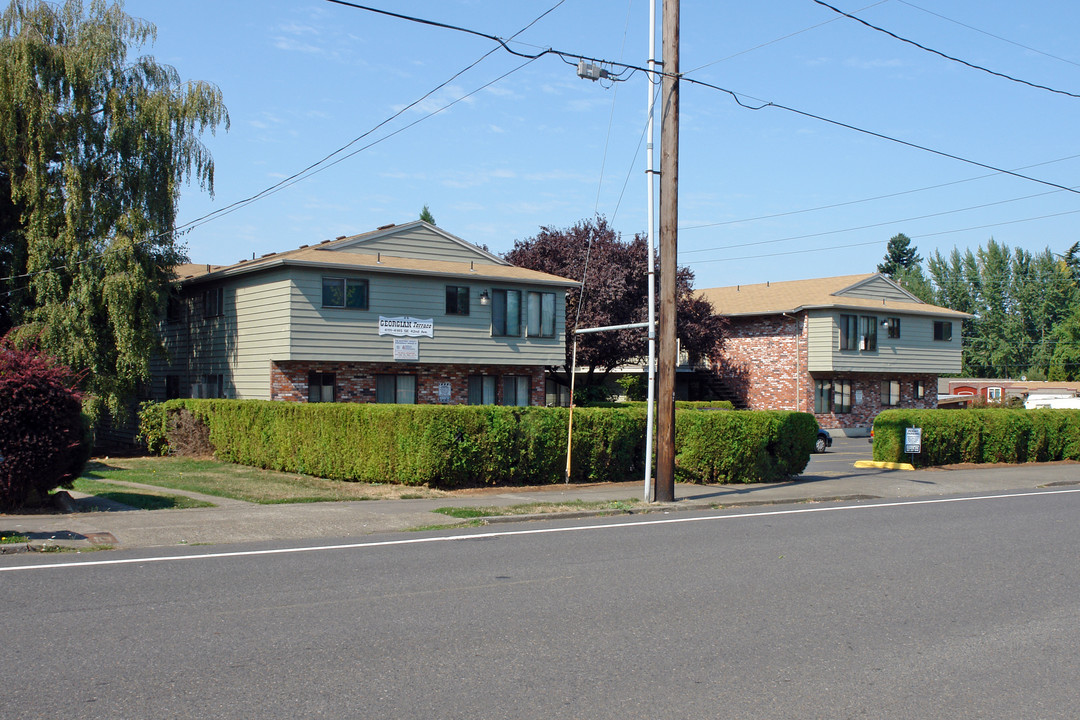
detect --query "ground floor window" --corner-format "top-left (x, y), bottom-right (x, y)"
top-left (834, 379), bottom-right (852, 413)
top-left (308, 372), bottom-right (335, 402)
top-left (914, 379), bottom-right (925, 399)
top-left (881, 379), bottom-right (900, 406)
top-left (468, 375), bottom-right (496, 405)
top-left (503, 375), bottom-right (530, 406)
top-left (546, 378), bottom-right (571, 407)
top-left (376, 374), bottom-right (416, 404)
top-left (165, 375), bottom-right (182, 400)
top-left (813, 378), bottom-right (851, 413)
top-left (814, 379), bottom-right (831, 414)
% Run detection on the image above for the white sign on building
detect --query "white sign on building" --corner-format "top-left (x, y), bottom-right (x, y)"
top-left (379, 316), bottom-right (434, 338)
top-left (393, 338), bottom-right (419, 361)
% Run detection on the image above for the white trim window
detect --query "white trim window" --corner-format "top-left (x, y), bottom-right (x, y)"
top-left (526, 292), bottom-right (556, 338)
top-left (491, 289), bottom-right (521, 337)
top-left (322, 277), bottom-right (368, 310)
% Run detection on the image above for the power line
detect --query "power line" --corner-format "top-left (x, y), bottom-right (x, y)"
top-left (682, 186), bottom-right (1071, 255)
top-left (324, 1), bottom-right (1080, 199)
top-left (679, 153), bottom-right (1080, 231)
top-left (682, 207), bottom-right (1080, 265)
top-left (895, 0), bottom-right (1080, 70)
top-left (0, 1), bottom-right (564, 293)
top-left (811, 0), bottom-right (1080, 99)
top-left (684, 0), bottom-right (889, 74)
top-left (682, 73), bottom-right (1080, 197)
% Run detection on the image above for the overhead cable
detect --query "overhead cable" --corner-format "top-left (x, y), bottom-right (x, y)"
top-left (811, 0), bottom-right (1080, 99)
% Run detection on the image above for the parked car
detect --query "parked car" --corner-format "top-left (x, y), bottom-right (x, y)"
top-left (815, 428), bottom-right (832, 454)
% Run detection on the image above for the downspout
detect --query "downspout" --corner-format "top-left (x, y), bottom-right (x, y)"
top-left (782, 312), bottom-right (800, 412)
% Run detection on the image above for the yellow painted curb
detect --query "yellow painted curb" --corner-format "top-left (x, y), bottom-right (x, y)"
top-left (854, 460), bottom-right (915, 471)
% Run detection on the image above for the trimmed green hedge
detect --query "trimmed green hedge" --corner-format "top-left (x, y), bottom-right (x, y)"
top-left (675, 410), bottom-right (816, 483)
top-left (140, 400), bottom-right (814, 486)
top-left (871, 408), bottom-right (1080, 467)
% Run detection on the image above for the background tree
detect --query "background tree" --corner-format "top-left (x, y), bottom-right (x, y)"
top-left (504, 217), bottom-right (725, 394)
top-left (925, 240), bottom-right (1079, 378)
top-left (1047, 305), bottom-right (1080, 381)
top-left (419, 204), bottom-right (436, 225)
top-left (877, 233), bottom-right (922, 278)
top-left (0, 0), bottom-right (228, 420)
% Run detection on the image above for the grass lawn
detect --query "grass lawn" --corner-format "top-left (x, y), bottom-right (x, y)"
top-left (80, 457), bottom-right (449, 505)
top-left (67, 478), bottom-right (216, 510)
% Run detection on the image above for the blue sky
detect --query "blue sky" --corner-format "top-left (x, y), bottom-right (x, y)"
top-left (125, 0), bottom-right (1080, 289)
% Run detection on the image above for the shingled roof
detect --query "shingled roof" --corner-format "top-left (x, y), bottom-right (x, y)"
top-left (697, 273), bottom-right (970, 319)
top-left (169, 221), bottom-right (574, 287)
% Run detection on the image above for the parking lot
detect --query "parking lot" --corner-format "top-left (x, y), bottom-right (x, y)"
top-left (805, 434), bottom-right (877, 477)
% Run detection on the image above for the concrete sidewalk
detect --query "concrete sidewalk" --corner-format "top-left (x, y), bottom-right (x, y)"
top-left (3, 457), bottom-right (1078, 554)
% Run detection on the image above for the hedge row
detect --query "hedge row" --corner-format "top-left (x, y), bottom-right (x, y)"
top-left (140, 400), bottom-right (814, 486)
top-left (872, 408), bottom-right (1080, 467)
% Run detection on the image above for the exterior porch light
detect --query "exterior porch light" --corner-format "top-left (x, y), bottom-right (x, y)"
top-left (479, 290), bottom-right (490, 306)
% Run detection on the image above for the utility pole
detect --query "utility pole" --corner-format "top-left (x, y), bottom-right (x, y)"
top-left (655, 0), bottom-right (679, 502)
top-left (643, 0), bottom-right (658, 503)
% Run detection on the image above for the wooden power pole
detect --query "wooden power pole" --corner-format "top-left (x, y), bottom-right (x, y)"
top-left (655, 0), bottom-right (679, 502)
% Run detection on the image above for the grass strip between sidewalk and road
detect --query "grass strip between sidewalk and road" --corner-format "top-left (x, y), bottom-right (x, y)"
top-left (433, 498), bottom-right (640, 519)
top-left (78, 457), bottom-right (450, 505)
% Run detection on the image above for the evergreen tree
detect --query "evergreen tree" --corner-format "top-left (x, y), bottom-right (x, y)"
top-left (419, 204), bottom-right (436, 225)
top-left (0, 0), bottom-right (228, 419)
top-left (877, 233), bottom-right (922, 277)
top-left (1048, 305), bottom-right (1080, 381)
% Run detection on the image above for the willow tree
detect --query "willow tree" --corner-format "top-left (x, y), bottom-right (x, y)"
top-left (0, 0), bottom-right (228, 419)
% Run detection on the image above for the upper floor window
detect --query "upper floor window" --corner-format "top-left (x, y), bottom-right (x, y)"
top-left (526, 292), bottom-right (556, 338)
top-left (322, 277), bottom-right (368, 310)
top-left (934, 320), bottom-right (952, 341)
top-left (446, 286), bottom-right (470, 315)
top-left (839, 315), bottom-right (858, 351)
top-left (166, 295), bottom-right (184, 323)
top-left (203, 287), bottom-right (224, 318)
top-left (491, 289), bottom-right (521, 337)
top-left (885, 317), bottom-right (901, 339)
top-left (859, 315), bottom-right (877, 351)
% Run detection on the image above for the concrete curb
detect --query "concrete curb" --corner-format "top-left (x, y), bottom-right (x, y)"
top-left (854, 460), bottom-right (915, 471)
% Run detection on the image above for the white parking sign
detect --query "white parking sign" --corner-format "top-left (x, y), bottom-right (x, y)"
top-left (905, 427), bottom-right (922, 454)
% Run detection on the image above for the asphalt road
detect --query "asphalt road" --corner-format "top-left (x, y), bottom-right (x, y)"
top-left (4, 486), bottom-right (1080, 719)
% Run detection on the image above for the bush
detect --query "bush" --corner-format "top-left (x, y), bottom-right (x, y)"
top-left (0, 333), bottom-right (92, 509)
top-left (139, 400), bottom-right (812, 486)
top-left (675, 410), bottom-right (816, 483)
top-left (871, 408), bottom-right (1080, 467)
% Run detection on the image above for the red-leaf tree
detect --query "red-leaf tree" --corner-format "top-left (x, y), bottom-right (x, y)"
top-left (0, 331), bottom-right (91, 509)
top-left (504, 217), bottom-right (725, 393)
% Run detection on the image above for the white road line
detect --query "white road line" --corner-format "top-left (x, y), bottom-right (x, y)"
top-left (3, 487), bottom-right (1078, 574)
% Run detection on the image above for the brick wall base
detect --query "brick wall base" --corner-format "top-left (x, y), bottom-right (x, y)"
top-left (271, 361), bottom-right (547, 406)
